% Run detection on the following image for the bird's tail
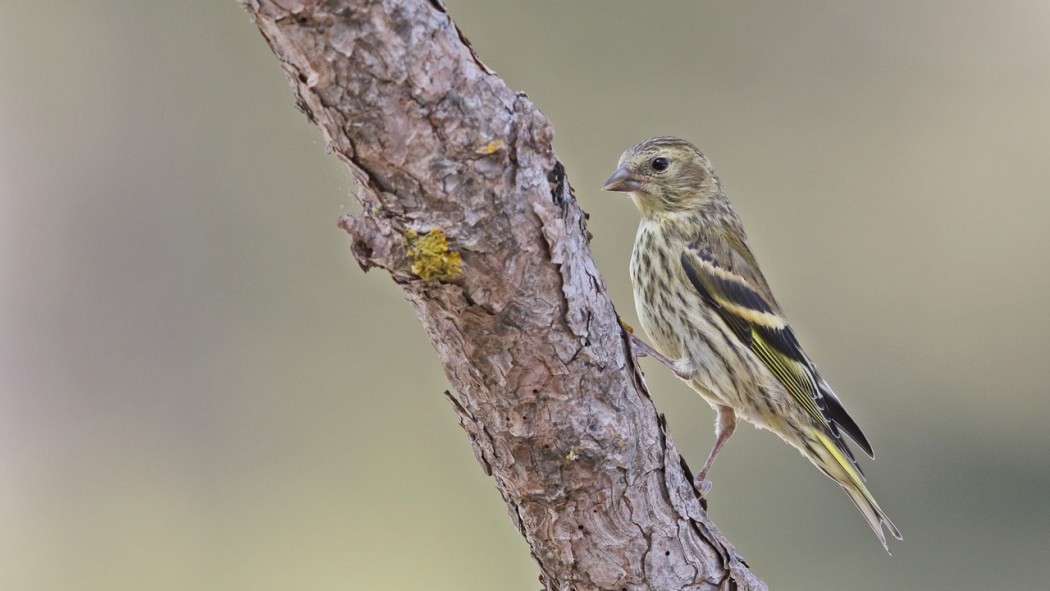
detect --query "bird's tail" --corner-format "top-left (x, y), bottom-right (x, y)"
top-left (811, 430), bottom-right (902, 553)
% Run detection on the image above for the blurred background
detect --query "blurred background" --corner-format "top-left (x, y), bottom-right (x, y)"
top-left (2, 1), bottom-right (1049, 589)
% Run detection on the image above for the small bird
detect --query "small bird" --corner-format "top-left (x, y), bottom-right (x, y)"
top-left (602, 136), bottom-right (901, 550)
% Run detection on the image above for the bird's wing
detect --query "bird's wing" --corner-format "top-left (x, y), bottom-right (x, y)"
top-left (680, 232), bottom-right (874, 461)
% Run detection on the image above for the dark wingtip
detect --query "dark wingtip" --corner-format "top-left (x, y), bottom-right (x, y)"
top-left (822, 383), bottom-right (875, 458)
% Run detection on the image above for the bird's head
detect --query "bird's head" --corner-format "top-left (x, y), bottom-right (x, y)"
top-left (602, 136), bottom-right (723, 217)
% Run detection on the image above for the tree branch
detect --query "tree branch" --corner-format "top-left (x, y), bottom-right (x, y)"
top-left (240, 1), bottom-right (767, 589)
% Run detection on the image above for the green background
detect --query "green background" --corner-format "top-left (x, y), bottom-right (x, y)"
top-left (3, 1), bottom-right (1049, 589)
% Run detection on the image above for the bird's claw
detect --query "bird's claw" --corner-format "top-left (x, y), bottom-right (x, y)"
top-left (694, 477), bottom-right (713, 497)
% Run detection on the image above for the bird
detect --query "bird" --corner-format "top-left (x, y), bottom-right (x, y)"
top-left (602, 136), bottom-right (901, 551)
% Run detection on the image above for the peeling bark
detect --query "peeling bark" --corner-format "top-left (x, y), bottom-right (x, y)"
top-left (240, 1), bottom-right (768, 589)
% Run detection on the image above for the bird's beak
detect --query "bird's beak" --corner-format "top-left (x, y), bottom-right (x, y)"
top-left (602, 166), bottom-right (644, 193)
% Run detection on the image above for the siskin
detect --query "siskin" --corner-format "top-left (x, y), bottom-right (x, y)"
top-left (603, 136), bottom-right (901, 551)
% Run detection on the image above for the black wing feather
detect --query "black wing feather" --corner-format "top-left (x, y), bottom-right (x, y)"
top-left (819, 379), bottom-right (875, 458)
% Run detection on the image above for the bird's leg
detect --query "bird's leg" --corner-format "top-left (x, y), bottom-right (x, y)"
top-left (695, 405), bottom-right (737, 495)
top-left (628, 333), bottom-right (692, 380)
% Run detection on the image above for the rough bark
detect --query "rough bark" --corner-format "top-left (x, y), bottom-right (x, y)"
top-left (240, 1), bottom-right (767, 589)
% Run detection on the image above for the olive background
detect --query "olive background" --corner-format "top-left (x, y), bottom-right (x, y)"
top-left (3, 2), bottom-right (1049, 589)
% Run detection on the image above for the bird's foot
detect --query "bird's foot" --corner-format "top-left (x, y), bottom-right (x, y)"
top-left (627, 333), bottom-right (692, 380)
top-left (694, 477), bottom-right (713, 497)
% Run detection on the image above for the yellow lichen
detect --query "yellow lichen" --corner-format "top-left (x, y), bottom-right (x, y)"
top-left (475, 139), bottom-right (504, 155)
top-left (403, 228), bottom-right (463, 282)
top-left (619, 316), bottom-right (635, 334)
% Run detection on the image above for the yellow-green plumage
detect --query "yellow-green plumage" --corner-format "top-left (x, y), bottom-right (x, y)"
top-left (603, 136), bottom-right (901, 551)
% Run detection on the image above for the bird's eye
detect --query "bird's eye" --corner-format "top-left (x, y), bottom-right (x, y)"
top-left (651, 157), bottom-right (669, 172)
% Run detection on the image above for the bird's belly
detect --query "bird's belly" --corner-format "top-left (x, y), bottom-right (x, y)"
top-left (632, 272), bottom-right (743, 408)
top-left (630, 240), bottom-right (768, 416)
